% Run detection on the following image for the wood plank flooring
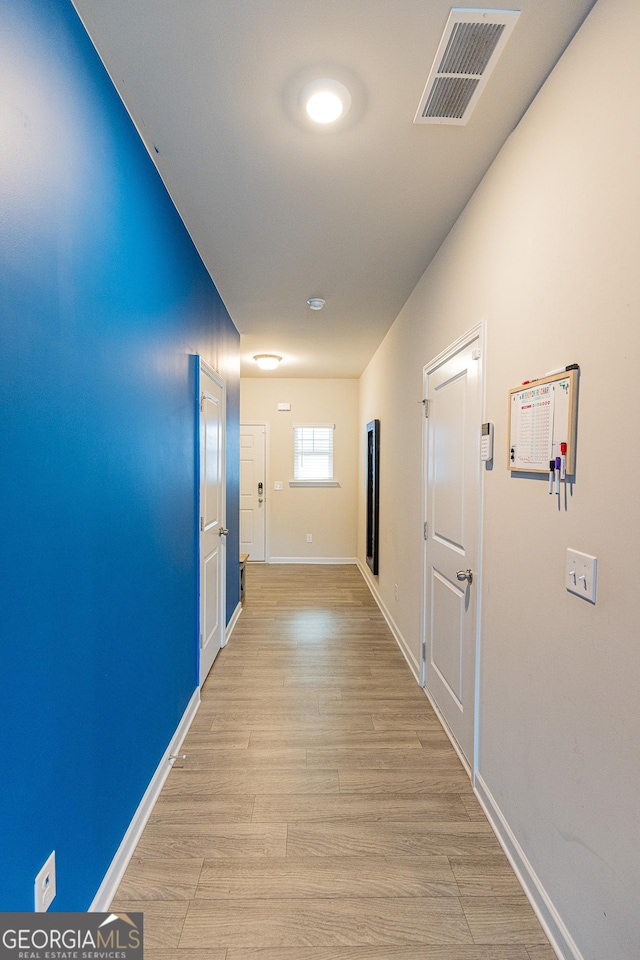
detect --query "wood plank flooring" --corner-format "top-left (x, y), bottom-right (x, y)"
top-left (111, 563), bottom-right (552, 960)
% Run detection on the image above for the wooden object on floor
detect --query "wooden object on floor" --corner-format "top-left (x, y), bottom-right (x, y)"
top-left (239, 552), bottom-right (249, 604)
top-left (112, 563), bottom-right (551, 955)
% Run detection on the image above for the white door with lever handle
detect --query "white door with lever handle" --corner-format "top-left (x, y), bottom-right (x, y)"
top-left (199, 361), bottom-right (227, 685)
top-left (240, 422), bottom-right (266, 561)
top-left (423, 331), bottom-right (482, 768)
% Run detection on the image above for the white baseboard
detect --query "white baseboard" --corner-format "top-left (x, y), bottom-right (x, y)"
top-left (356, 559), bottom-right (420, 682)
top-left (225, 601), bottom-right (242, 644)
top-left (421, 683), bottom-right (472, 779)
top-left (89, 688), bottom-right (200, 911)
top-left (355, 560), bottom-right (575, 960)
top-left (355, 562), bottom-right (469, 780)
top-left (268, 557), bottom-right (358, 565)
top-left (475, 772), bottom-right (582, 960)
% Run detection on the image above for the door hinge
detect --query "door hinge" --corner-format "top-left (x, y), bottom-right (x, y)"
top-left (422, 399), bottom-right (430, 418)
top-left (423, 522), bottom-right (428, 540)
top-left (200, 516), bottom-right (204, 532)
top-left (200, 632), bottom-right (204, 648)
top-left (472, 348), bottom-right (481, 360)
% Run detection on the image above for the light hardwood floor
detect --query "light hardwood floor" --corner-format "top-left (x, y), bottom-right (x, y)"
top-left (112, 563), bottom-right (555, 960)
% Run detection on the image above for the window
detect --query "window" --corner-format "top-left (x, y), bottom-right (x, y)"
top-left (293, 424), bottom-right (334, 481)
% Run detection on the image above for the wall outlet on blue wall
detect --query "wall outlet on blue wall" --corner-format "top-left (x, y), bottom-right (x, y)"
top-left (35, 851), bottom-right (56, 912)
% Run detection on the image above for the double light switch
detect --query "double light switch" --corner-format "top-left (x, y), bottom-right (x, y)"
top-left (566, 549), bottom-right (597, 603)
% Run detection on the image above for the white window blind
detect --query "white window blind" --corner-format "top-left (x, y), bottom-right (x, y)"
top-left (293, 424), bottom-right (334, 481)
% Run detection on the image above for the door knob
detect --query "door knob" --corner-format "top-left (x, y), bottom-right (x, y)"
top-left (219, 527), bottom-right (229, 537)
top-left (456, 569), bottom-right (473, 584)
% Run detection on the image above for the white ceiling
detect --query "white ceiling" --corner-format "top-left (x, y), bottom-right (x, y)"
top-left (72, 0), bottom-right (596, 378)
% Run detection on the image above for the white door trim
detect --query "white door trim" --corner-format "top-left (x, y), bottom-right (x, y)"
top-left (240, 420), bottom-right (269, 561)
top-left (421, 321), bottom-right (486, 781)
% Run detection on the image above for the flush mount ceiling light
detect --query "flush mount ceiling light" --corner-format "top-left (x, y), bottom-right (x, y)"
top-left (253, 354), bottom-right (282, 370)
top-left (284, 66), bottom-right (362, 132)
top-left (300, 79), bottom-right (351, 124)
top-left (307, 298), bottom-right (326, 310)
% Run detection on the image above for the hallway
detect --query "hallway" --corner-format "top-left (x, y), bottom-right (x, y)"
top-left (112, 564), bottom-right (553, 958)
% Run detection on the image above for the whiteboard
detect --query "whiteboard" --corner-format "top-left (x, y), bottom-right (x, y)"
top-left (508, 369), bottom-right (578, 474)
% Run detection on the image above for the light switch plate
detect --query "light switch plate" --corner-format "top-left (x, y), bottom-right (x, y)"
top-left (566, 549), bottom-right (597, 603)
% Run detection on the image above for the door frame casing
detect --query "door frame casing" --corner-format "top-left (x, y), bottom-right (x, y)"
top-left (198, 357), bottom-right (227, 687)
top-left (421, 321), bottom-right (486, 780)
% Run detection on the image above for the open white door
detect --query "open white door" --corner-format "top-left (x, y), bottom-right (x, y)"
top-left (199, 359), bottom-right (227, 686)
top-left (423, 327), bottom-right (483, 769)
top-left (240, 422), bottom-right (267, 561)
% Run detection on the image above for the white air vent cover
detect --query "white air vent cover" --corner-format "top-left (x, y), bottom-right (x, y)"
top-left (414, 8), bottom-right (520, 125)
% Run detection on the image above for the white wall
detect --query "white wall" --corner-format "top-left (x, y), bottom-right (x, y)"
top-left (359, 0), bottom-right (640, 957)
top-left (241, 378), bottom-right (358, 561)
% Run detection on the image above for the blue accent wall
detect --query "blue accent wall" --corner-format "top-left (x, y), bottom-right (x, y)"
top-left (0, 0), bottom-right (240, 910)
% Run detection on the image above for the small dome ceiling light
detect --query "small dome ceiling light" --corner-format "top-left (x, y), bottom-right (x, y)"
top-left (301, 79), bottom-right (351, 124)
top-left (253, 354), bottom-right (282, 370)
top-left (307, 298), bottom-right (326, 310)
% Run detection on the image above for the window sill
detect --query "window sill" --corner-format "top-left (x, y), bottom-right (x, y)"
top-left (289, 480), bottom-right (341, 487)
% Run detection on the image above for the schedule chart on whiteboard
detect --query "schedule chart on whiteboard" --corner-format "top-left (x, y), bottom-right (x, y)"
top-left (512, 383), bottom-right (554, 470)
top-left (508, 370), bottom-right (577, 474)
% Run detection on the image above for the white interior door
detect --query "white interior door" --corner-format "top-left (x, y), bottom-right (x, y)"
top-left (423, 330), bottom-right (482, 768)
top-left (199, 360), bottom-right (226, 686)
top-left (240, 422), bottom-right (266, 562)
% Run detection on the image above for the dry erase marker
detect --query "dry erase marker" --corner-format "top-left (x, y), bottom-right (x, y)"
top-left (549, 459), bottom-right (555, 494)
top-left (560, 442), bottom-right (567, 480)
top-left (545, 363), bottom-right (579, 377)
top-left (555, 457), bottom-right (561, 495)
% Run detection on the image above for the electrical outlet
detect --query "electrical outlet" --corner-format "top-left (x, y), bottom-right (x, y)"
top-left (274, 481), bottom-right (283, 491)
top-left (306, 533), bottom-right (313, 543)
top-left (35, 851), bottom-right (56, 912)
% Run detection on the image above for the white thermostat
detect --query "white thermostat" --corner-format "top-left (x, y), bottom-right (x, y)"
top-left (481, 422), bottom-right (494, 462)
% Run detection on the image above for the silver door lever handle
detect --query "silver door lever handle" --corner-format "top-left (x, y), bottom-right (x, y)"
top-left (219, 527), bottom-right (229, 536)
top-left (456, 569), bottom-right (473, 583)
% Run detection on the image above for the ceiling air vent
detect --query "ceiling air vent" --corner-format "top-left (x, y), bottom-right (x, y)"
top-left (414, 9), bottom-right (520, 125)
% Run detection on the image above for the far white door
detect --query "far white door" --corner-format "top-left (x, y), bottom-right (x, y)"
top-left (240, 422), bottom-right (266, 562)
top-left (423, 328), bottom-right (483, 768)
top-left (199, 360), bottom-right (227, 686)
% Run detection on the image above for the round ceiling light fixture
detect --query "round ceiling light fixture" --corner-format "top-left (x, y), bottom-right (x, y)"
top-left (301, 79), bottom-right (351, 124)
top-left (253, 354), bottom-right (282, 370)
top-left (307, 298), bottom-right (326, 311)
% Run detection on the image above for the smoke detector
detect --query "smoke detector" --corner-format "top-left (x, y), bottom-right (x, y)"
top-left (307, 298), bottom-right (326, 310)
top-left (414, 8), bottom-right (520, 125)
